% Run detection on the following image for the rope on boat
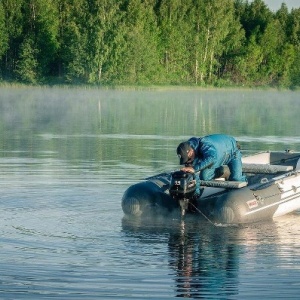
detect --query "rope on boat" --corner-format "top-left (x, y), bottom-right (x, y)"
top-left (189, 202), bottom-right (217, 226)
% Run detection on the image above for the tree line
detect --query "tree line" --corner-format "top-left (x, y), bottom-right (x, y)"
top-left (0, 0), bottom-right (299, 88)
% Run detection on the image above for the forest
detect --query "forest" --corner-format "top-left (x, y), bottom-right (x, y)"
top-left (0, 0), bottom-right (300, 88)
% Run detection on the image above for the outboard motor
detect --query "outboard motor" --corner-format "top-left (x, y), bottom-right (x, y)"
top-left (169, 171), bottom-right (197, 216)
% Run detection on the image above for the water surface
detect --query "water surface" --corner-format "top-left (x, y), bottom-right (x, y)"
top-left (0, 87), bottom-right (300, 299)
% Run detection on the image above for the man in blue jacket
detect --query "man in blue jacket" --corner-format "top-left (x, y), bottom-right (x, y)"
top-left (177, 134), bottom-right (246, 196)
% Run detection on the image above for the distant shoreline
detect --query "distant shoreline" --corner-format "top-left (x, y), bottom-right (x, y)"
top-left (0, 82), bottom-right (298, 92)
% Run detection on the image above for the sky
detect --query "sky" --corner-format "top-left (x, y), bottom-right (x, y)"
top-left (260, 0), bottom-right (300, 11)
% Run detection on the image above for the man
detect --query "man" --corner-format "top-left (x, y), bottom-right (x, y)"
top-left (177, 134), bottom-right (246, 196)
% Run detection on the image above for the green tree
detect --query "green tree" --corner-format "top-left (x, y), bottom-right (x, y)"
top-left (0, 1), bottom-right (8, 69)
top-left (240, 0), bottom-right (272, 40)
top-left (118, 0), bottom-right (161, 84)
top-left (85, 0), bottom-right (123, 84)
top-left (0, 0), bottom-right (299, 87)
top-left (11, 0), bottom-right (59, 82)
top-left (278, 43), bottom-right (296, 87)
top-left (287, 8), bottom-right (300, 46)
top-left (16, 36), bottom-right (39, 83)
top-left (235, 0), bottom-right (275, 85)
top-left (156, 0), bottom-right (192, 83)
top-left (288, 8), bottom-right (300, 87)
top-left (290, 50), bottom-right (300, 88)
top-left (1, 0), bottom-right (24, 79)
top-left (189, 0), bottom-right (244, 84)
top-left (58, 0), bottom-right (89, 83)
top-left (259, 19), bottom-right (286, 85)
top-left (214, 0), bottom-right (247, 84)
top-left (237, 33), bottom-right (263, 85)
top-left (35, 0), bottom-right (60, 78)
top-left (275, 3), bottom-right (289, 29)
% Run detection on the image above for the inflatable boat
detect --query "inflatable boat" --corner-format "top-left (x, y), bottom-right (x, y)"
top-left (121, 150), bottom-right (300, 224)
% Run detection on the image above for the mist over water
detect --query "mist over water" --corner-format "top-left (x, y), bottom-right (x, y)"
top-left (0, 86), bottom-right (300, 299)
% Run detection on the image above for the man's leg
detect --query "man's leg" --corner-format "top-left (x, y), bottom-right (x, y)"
top-left (228, 151), bottom-right (247, 182)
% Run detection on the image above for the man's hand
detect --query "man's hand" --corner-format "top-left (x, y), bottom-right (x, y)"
top-left (181, 166), bottom-right (195, 173)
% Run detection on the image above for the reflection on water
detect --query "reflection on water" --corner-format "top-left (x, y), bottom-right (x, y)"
top-left (121, 217), bottom-right (240, 298)
top-left (1, 87), bottom-right (300, 159)
top-left (168, 221), bottom-right (239, 299)
top-left (122, 214), bottom-right (300, 299)
top-left (1, 87), bottom-right (300, 299)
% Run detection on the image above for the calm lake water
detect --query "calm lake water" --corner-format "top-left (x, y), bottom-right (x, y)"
top-left (0, 86), bottom-right (300, 299)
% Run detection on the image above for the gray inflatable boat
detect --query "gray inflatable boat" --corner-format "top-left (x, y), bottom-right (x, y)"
top-left (122, 151), bottom-right (300, 224)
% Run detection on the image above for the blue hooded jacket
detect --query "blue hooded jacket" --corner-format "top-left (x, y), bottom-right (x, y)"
top-left (187, 134), bottom-right (239, 173)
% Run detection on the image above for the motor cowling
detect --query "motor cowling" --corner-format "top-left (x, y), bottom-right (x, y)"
top-left (169, 171), bottom-right (196, 201)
